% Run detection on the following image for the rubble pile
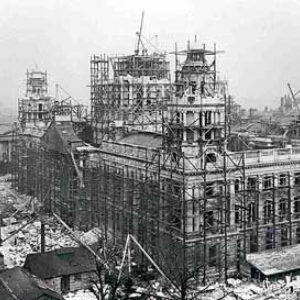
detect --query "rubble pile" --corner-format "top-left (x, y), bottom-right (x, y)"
top-left (0, 219), bottom-right (79, 267)
top-left (1, 175), bottom-right (300, 299)
top-left (64, 290), bottom-right (97, 300)
top-left (0, 176), bottom-right (80, 267)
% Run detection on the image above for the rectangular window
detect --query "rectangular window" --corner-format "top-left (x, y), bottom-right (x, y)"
top-left (187, 129), bottom-right (194, 144)
top-left (296, 227), bottom-right (300, 244)
top-left (205, 210), bottom-right (214, 228)
top-left (248, 202), bottom-right (257, 223)
top-left (295, 198), bottom-right (300, 218)
top-left (263, 200), bottom-right (273, 224)
top-left (295, 173), bottom-right (300, 186)
top-left (247, 177), bottom-right (257, 190)
top-left (279, 174), bottom-right (287, 186)
top-left (38, 103), bottom-right (43, 120)
top-left (235, 205), bottom-right (240, 224)
top-left (234, 179), bottom-right (240, 192)
top-left (281, 227), bottom-right (289, 247)
top-left (263, 176), bottom-right (272, 190)
top-left (205, 131), bottom-right (211, 141)
top-left (279, 199), bottom-right (288, 221)
top-left (205, 111), bottom-right (212, 125)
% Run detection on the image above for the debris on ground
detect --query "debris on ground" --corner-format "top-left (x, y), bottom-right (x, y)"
top-left (64, 289), bottom-right (97, 300)
top-left (0, 175), bottom-right (299, 300)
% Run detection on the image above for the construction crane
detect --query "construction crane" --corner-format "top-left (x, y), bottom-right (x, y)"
top-left (287, 83), bottom-right (300, 111)
top-left (134, 11), bottom-right (164, 55)
top-left (135, 11), bottom-right (145, 55)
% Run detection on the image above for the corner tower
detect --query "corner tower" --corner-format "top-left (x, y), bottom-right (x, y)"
top-left (164, 43), bottom-right (227, 163)
top-left (18, 69), bottom-right (52, 131)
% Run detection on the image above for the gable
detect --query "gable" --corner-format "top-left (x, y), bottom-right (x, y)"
top-left (41, 122), bottom-right (84, 154)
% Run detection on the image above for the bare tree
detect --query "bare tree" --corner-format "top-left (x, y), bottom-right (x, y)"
top-left (88, 238), bottom-right (138, 300)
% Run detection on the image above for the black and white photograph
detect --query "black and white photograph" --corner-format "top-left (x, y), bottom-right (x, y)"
top-left (1, 0), bottom-right (300, 299)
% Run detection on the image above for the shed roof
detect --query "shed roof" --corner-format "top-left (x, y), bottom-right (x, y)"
top-left (247, 244), bottom-right (300, 276)
top-left (0, 267), bottom-right (64, 300)
top-left (24, 246), bottom-right (96, 279)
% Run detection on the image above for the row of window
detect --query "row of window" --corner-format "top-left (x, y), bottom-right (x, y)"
top-left (205, 174), bottom-right (298, 198)
top-left (206, 226), bottom-right (300, 268)
top-left (234, 173), bottom-right (300, 192)
top-left (250, 226), bottom-right (300, 252)
top-left (234, 198), bottom-right (300, 225)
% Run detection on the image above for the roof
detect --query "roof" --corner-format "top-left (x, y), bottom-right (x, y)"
top-left (24, 246), bottom-right (96, 279)
top-left (0, 267), bottom-right (64, 300)
top-left (0, 280), bottom-right (17, 300)
top-left (117, 132), bottom-right (163, 149)
top-left (0, 124), bottom-right (14, 135)
top-left (41, 121), bottom-right (84, 154)
top-left (247, 244), bottom-right (300, 276)
top-left (54, 122), bottom-right (83, 145)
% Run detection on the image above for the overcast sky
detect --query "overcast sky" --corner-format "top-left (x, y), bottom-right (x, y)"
top-left (1, 0), bottom-right (300, 112)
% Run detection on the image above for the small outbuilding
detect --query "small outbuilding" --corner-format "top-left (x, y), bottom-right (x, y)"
top-left (24, 246), bottom-right (97, 294)
top-left (247, 243), bottom-right (300, 280)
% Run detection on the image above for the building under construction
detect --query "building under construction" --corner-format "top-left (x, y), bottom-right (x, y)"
top-left (11, 37), bottom-right (300, 287)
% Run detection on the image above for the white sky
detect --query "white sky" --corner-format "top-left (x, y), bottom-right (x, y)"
top-left (1, 0), bottom-right (300, 111)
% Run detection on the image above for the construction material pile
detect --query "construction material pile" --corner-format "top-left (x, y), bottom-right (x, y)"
top-left (64, 290), bottom-right (97, 300)
top-left (0, 175), bottom-right (299, 300)
top-left (0, 175), bottom-right (80, 267)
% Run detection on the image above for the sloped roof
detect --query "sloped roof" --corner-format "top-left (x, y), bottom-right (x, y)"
top-left (24, 247), bottom-right (96, 279)
top-left (0, 280), bottom-right (17, 300)
top-left (0, 267), bottom-right (64, 300)
top-left (54, 122), bottom-right (83, 145)
top-left (0, 124), bottom-right (14, 135)
top-left (41, 121), bottom-right (84, 154)
top-left (117, 132), bottom-right (163, 149)
top-left (247, 243), bottom-right (300, 276)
